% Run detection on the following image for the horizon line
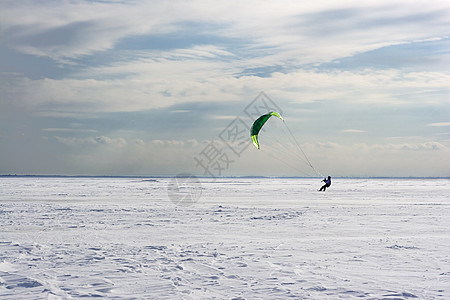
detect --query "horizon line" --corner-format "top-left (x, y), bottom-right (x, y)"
top-left (1, 174), bottom-right (449, 179)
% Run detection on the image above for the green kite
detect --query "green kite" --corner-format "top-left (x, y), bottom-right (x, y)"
top-left (250, 112), bottom-right (284, 149)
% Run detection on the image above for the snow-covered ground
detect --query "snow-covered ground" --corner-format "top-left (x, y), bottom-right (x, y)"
top-left (0, 177), bottom-right (449, 299)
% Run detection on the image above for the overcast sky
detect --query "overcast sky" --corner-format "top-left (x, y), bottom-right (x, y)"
top-left (1, 0), bottom-right (449, 177)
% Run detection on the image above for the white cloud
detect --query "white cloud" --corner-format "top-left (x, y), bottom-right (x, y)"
top-left (427, 122), bottom-right (450, 127)
top-left (400, 142), bottom-right (446, 151)
top-left (94, 136), bottom-right (126, 146)
top-left (2, 0), bottom-right (449, 64)
top-left (1, 1), bottom-right (179, 61)
top-left (2, 1), bottom-right (449, 115)
top-left (168, 45), bottom-right (235, 59)
top-left (2, 1), bottom-right (450, 176)
top-left (55, 136), bottom-right (127, 147)
top-left (354, 142), bottom-right (446, 152)
top-left (150, 139), bottom-right (200, 148)
top-left (3, 67), bottom-right (448, 116)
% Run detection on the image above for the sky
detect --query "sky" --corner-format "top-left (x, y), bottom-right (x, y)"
top-left (0, 0), bottom-right (449, 177)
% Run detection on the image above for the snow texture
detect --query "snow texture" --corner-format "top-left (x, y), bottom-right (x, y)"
top-left (0, 177), bottom-right (449, 299)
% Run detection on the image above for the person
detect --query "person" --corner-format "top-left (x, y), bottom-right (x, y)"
top-left (319, 176), bottom-right (331, 191)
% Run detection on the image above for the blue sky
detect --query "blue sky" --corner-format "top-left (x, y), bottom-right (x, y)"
top-left (1, 0), bottom-right (449, 177)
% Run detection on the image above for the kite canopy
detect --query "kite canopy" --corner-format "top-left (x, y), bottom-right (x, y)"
top-left (250, 112), bottom-right (284, 149)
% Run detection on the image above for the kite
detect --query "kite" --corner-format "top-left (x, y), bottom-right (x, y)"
top-left (249, 111), bottom-right (323, 177)
top-left (250, 112), bottom-right (284, 149)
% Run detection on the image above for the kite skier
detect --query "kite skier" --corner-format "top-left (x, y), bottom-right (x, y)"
top-left (319, 176), bottom-right (332, 191)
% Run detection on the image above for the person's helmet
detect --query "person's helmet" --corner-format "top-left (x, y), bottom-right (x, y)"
top-left (328, 176), bottom-right (331, 179)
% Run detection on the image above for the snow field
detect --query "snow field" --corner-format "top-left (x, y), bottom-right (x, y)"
top-left (0, 177), bottom-right (449, 299)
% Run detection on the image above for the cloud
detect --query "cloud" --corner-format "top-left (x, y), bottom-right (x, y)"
top-left (42, 128), bottom-right (97, 133)
top-left (427, 122), bottom-right (450, 127)
top-left (55, 136), bottom-right (127, 147)
top-left (151, 139), bottom-right (200, 148)
top-left (151, 139), bottom-right (184, 147)
top-left (94, 136), bottom-right (126, 146)
top-left (2, 0), bottom-right (449, 65)
top-left (2, 1), bottom-right (449, 116)
top-left (1, 1), bottom-right (449, 177)
top-left (303, 141), bottom-right (448, 154)
top-left (47, 137), bottom-right (205, 175)
top-left (1, 1), bottom-right (181, 61)
top-left (167, 45), bottom-right (235, 59)
top-left (341, 129), bottom-right (366, 133)
top-left (300, 141), bottom-right (450, 176)
top-left (229, 140), bottom-right (449, 176)
top-left (3, 66), bottom-right (449, 117)
top-left (170, 110), bottom-right (191, 113)
top-left (400, 142), bottom-right (446, 151)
